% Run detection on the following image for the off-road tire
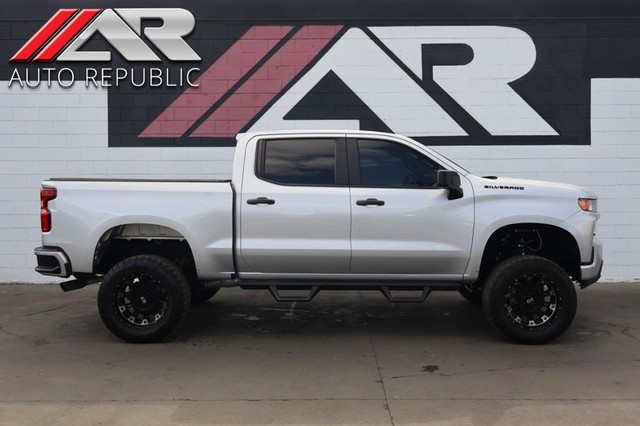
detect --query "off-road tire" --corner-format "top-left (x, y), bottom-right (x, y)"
top-left (97, 254), bottom-right (191, 343)
top-left (482, 255), bottom-right (577, 344)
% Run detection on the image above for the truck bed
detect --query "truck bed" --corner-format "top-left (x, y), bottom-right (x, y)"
top-left (42, 179), bottom-right (235, 280)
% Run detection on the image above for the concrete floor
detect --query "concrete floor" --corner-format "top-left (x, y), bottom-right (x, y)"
top-left (0, 283), bottom-right (639, 425)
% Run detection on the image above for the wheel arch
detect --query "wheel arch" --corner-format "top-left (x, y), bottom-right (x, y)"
top-left (92, 221), bottom-right (198, 281)
top-left (476, 222), bottom-right (582, 283)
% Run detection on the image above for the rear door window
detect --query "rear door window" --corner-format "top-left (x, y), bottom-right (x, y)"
top-left (258, 138), bottom-right (337, 185)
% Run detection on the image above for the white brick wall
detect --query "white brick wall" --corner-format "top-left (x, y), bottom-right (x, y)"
top-left (0, 84), bottom-right (235, 282)
top-left (437, 79), bottom-right (640, 281)
top-left (1, 79), bottom-right (639, 282)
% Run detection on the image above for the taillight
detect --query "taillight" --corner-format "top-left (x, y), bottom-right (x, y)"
top-left (40, 187), bottom-right (57, 232)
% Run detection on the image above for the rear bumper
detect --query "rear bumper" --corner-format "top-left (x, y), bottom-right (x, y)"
top-left (580, 237), bottom-right (603, 288)
top-left (34, 246), bottom-right (71, 278)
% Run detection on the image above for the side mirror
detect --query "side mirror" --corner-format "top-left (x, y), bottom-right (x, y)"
top-left (437, 170), bottom-right (464, 200)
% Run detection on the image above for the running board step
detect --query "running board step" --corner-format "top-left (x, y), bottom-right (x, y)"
top-left (268, 285), bottom-right (320, 302)
top-left (60, 277), bottom-right (100, 292)
top-left (380, 287), bottom-right (431, 303)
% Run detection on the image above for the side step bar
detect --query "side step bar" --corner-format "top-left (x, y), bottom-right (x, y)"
top-left (60, 277), bottom-right (101, 292)
top-left (269, 286), bottom-right (320, 302)
top-left (266, 285), bottom-right (433, 303)
top-left (239, 280), bottom-right (460, 303)
top-left (380, 287), bottom-right (431, 303)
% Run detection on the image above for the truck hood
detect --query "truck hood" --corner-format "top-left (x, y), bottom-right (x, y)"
top-left (466, 174), bottom-right (599, 225)
top-left (469, 175), bottom-right (597, 199)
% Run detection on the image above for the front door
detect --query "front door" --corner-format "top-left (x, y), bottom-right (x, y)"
top-left (349, 138), bottom-right (474, 278)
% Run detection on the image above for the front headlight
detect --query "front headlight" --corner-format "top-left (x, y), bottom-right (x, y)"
top-left (578, 198), bottom-right (597, 213)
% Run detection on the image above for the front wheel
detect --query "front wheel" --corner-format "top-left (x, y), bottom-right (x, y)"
top-left (97, 254), bottom-right (191, 343)
top-left (482, 255), bottom-right (577, 344)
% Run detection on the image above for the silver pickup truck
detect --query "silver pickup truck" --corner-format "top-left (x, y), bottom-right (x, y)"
top-left (35, 130), bottom-right (603, 344)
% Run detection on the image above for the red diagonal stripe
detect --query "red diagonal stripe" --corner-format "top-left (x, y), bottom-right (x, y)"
top-left (191, 25), bottom-right (343, 137)
top-left (10, 9), bottom-right (78, 62)
top-left (139, 26), bottom-right (294, 138)
top-left (33, 9), bottom-right (101, 62)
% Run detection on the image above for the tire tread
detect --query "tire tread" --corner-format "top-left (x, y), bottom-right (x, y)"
top-left (482, 255), bottom-right (577, 344)
top-left (97, 254), bottom-right (191, 343)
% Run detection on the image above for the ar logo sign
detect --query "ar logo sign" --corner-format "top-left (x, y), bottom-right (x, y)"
top-left (142, 26), bottom-right (557, 139)
top-left (10, 8), bottom-right (201, 62)
top-left (252, 27), bottom-right (558, 137)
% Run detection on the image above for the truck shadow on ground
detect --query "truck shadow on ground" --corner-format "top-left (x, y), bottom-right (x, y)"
top-left (172, 290), bottom-right (506, 343)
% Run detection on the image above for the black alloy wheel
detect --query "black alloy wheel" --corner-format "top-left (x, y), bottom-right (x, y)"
top-left (503, 273), bottom-right (558, 328)
top-left (482, 255), bottom-right (577, 344)
top-left (98, 254), bottom-right (191, 343)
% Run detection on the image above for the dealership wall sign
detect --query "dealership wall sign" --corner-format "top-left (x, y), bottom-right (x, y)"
top-left (3, 0), bottom-right (638, 147)
top-left (106, 18), bottom-right (598, 148)
top-left (8, 8), bottom-right (201, 88)
top-left (8, 67), bottom-right (200, 88)
top-left (141, 26), bottom-right (557, 140)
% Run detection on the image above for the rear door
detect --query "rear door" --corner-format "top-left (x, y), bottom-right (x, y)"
top-left (349, 137), bottom-right (474, 278)
top-left (239, 135), bottom-right (351, 274)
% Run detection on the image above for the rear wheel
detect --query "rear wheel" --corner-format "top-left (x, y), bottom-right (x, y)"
top-left (97, 254), bottom-right (191, 343)
top-left (482, 255), bottom-right (577, 344)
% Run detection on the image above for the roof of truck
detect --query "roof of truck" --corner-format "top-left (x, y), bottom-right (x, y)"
top-left (236, 129), bottom-right (401, 140)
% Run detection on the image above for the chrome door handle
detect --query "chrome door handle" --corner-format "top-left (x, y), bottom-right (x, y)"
top-left (356, 198), bottom-right (385, 206)
top-left (247, 197), bottom-right (275, 205)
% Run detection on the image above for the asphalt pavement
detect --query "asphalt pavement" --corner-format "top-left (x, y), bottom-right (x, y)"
top-left (0, 282), bottom-right (639, 425)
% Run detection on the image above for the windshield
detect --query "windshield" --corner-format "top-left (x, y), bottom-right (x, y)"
top-left (406, 137), bottom-right (470, 174)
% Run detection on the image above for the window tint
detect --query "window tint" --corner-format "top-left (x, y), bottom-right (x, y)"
top-left (261, 139), bottom-right (336, 185)
top-left (358, 139), bottom-right (442, 187)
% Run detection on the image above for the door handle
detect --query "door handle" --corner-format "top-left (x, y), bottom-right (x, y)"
top-left (356, 198), bottom-right (385, 206)
top-left (247, 197), bottom-right (275, 205)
